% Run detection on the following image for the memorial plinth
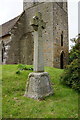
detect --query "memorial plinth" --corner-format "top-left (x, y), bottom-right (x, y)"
top-left (25, 72), bottom-right (53, 99)
top-left (24, 12), bottom-right (53, 100)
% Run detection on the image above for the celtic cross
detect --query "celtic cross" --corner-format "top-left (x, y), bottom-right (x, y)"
top-left (30, 12), bottom-right (46, 72)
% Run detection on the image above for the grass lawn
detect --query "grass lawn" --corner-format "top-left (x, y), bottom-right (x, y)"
top-left (2, 65), bottom-right (78, 118)
top-left (0, 65), bottom-right (2, 119)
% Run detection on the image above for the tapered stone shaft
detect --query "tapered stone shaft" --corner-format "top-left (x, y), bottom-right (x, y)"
top-left (24, 12), bottom-right (53, 100)
top-left (34, 30), bottom-right (44, 72)
top-left (30, 12), bottom-right (46, 72)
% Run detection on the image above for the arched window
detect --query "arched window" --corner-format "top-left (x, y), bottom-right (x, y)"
top-left (60, 51), bottom-right (64, 69)
top-left (2, 41), bottom-right (5, 63)
top-left (61, 31), bottom-right (63, 46)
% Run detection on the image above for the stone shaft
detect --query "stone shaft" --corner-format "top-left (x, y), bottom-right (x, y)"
top-left (34, 30), bottom-right (44, 72)
top-left (30, 12), bottom-right (46, 72)
top-left (25, 12), bottom-right (53, 100)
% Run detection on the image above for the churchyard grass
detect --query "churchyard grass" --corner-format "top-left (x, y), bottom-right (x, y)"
top-left (2, 65), bottom-right (78, 118)
top-left (0, 65), bottom-right (2, 119)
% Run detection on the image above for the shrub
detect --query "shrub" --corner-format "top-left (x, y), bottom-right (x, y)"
top-left (60, 35), bottom-right (80, 92)
top-left (16, 64), bottom-right (33, 74)
top-left (60, 59), bottom-right (80, 92)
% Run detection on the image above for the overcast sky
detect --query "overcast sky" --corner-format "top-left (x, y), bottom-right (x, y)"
top-left (0, 0), bottom-right (79, 49)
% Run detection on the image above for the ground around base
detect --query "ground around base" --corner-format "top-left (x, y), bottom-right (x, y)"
top-left (1, 65), bottom-right (79, 118)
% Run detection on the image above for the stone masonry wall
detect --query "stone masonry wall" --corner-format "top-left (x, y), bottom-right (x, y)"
top-left (6, 11), bottom-right (34, 65)
top-left (19, 32), bottom-right (34, 65)
top-left (1, 35), bottom-right (11, 45)
top-left (24, 2), bottom-right (68, 68)
top-left (3, 2), bottom-right (68, 68)
top-left (6, 12), bottom-right (26, 64)
top-left (25, 2), bottom-right (54, 67)
top-left (53, 2), bottom-right (69, 68)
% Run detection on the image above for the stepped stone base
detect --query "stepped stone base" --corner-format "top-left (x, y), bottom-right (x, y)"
top-left (24, 72), bottom-right (53, 100)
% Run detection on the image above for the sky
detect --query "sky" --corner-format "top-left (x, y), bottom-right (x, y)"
top-left (0, 0), bottom-right (79, 49)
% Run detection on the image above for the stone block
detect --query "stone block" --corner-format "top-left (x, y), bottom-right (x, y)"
top-left (24, 72), bottom-right (53, 100)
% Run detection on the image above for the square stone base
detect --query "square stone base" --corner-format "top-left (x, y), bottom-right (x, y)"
top-left (24, 72), bottom-right (53, 100)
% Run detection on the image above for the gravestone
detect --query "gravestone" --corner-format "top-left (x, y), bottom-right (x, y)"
top-left (24, 12), bottom-right (53, 100)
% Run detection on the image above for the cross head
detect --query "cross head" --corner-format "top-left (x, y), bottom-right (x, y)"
top-left (30, 12), bottom-right (46, 32)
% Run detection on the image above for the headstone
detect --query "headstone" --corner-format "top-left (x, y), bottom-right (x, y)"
top-left (24, 12), bottom-right (53, 100)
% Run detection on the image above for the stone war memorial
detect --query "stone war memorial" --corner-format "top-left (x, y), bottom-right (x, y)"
top-left (1, 1), bottom-right (79, 118)
top-left (24, 12), bottom-right (53, 99)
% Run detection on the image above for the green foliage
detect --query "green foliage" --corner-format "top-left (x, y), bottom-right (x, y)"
top-left (17, 64), bottom-right (27, 70)
top-left (61, 36), bottom-right (80, 92)
top-left (0, 65), bottom-right (2, 119)
top-left (16, 70), bottom-right (21, 75)
top-left (16, 64), bottom-right (33, 74)
top-left (61, 59), bottom-right (80, 92)
top-left (69, 37), bottom-right (80, 64)
top-left (2, 65), bottom-right (78, 118)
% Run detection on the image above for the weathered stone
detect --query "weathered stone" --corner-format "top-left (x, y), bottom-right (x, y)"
top-left (24, 72), bottom-right (53, 99)
top-left (30, 12), bottom-right (46, 72)
top-left (1, 2), bottom-right (69, 69)
top-left (24, 12), bottom-right (53, 100)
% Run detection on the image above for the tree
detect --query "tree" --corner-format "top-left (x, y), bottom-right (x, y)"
top-left (69, 35), bottom-right (80, 64)
top-left (60, 35), bottom-right (80, 92)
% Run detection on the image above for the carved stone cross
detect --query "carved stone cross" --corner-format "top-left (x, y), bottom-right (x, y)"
top-left (24, 12), bottom-right (53, 99)
top-left (30, 12), bottom-right (46, 72)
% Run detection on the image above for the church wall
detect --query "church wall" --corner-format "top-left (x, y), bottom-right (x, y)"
top-left (1, 35), bottom-right (10, 44)
top-left (23, 2), bottom-right (33, 10)
top-left (2, 2), bottom-right (69, 68)
top-left (25, 2), bottom-right (54, 67)
top-left (5, 11), bottom-right (34, 65)
top-left (0, 35), bottom-right (11, 64)
top-left (53, 2), bottom-right (69, 68)
top-left (19, 32), bottom-right (34, 65)
top-left (6, 12), bottom-right (26, 64)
